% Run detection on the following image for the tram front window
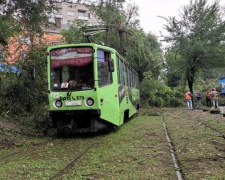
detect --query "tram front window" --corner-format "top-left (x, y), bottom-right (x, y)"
top-left (50, 47), bottom-right (94, 90)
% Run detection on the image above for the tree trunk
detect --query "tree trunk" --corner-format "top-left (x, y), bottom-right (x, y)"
top-left (119, 30), bottom-right (124, 56)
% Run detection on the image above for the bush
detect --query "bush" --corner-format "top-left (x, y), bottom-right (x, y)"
top-left (0, 47), bottom-right (49, 129)
top-left (140, 72), bottom-right (183, 107)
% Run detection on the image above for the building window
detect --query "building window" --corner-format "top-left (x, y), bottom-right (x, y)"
top-left (52, 41), bottom-right (60, 45)
top-left (78, 10), bottom-right (86, 17)
top-left (68, 20), bottom-right (73, 24)
top-left (55, 18), bottom-right (62, 28)
top-left (19, 36), bottom-right (31, 45)
top-left (54, 8), bottom-right (62, 15)
top-left (88, 13), bottom-right (93, 19)
top-left (67, 11), bottom-right (74, 16)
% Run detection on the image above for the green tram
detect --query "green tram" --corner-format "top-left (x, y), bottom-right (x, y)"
top-left (47, 43), bottom-right (140, 134)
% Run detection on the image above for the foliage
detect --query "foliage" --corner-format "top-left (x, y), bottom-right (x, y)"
top-left (163, 0), bottom-right (225, 94)
top-left (165, 51), bottom-right (185, 87)
top-left (0, 0), bottom-right (54, 47)
top-left (140, 72), bottom-right (183, 107)
top-left (88, 0), bottom-right (140, 54)
top-left (0, 0), bottom-right (55, 128)
top-left (0, 47), bottom-right (48, 127)
top-left (125, 29), bottom-right (164, 80)
top-left (0, 15), bottom-right (16, 46)
top-left (61, 20), bottom-right (88, 44)
top-left (192, 68), bottom-right (223, 92)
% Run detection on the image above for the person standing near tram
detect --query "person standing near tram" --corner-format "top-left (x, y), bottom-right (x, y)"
top-left (196, 90), bottom-right (202, 108)
top-left (185, 90), bottom-right (193, 110)
top-left (211, 88), bottom-right (219, 108)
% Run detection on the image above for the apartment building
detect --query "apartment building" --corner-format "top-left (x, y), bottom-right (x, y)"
top-left (46, 0), bottom-right (100, 34)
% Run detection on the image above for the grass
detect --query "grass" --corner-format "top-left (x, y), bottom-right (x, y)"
top-left (1, 107), bottom-right (225, 179)
top-left (163, 108), bottom-right (225, 179)
top-left (0, 114), bottom-right (176, 179)
top-left (60, 116), bottom-right (175, 179)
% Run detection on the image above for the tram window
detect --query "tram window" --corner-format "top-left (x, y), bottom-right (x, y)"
top-left (125, 66), bottom-right (127, 86)
top-left (97, 50), bottom-right (112, 87)
top-left (128, 68), bottom-right (131, 87)
top-left (127, 68), bottom-right (130, 87)
top-left (50, 47), bottom-right (94, 90)
top-left (129, 69), bottom-right (132, 87)
top-left (117, 56), bottom-right (121, 84)
top-left (132, 72), bottom-right (134, 87)
top-left (120, 60), bottom-right (125, 85)
top-left (135, 76), bottom-right (137, 88)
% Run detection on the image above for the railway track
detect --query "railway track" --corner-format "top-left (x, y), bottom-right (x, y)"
top-left (186, 110), bottom-right (225, 140)
top-left (0, 139), bottom-right (55, 164)
top-left (162, 108), bottom-right (225, 180)
top-left (50, 143), bottom-right (97, 180)
top-left (0, 134), bottom-right (99, 179)
top-left (162, 116), bottom-right (184, 180)
top-left (198, 120), bottom-right (225, 140)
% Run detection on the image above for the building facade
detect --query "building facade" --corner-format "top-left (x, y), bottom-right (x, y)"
top-left (46, 0), bottom-right (100, 34)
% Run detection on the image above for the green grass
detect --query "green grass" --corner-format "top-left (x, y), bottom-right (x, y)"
top-left (0, 114), bottom-right (176, 179)
top-left (60, 116), bottom-right (175, 179)
top-left (163, 108), bottom-right (225, 180)
top-left (1, 107), bottom-right (225, 179)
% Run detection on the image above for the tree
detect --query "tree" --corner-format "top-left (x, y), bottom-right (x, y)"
top-left (163, 0), bottom-right (225, 94)
top-left (89, 0), bottom-right (139, 55)
top-left (125, 30), bottom-right (164, 80)
top-left (61, 20), bottom-right (88, 44)
top-left (87, 1), bottom-right (164, 79)
top-left (0, 0), bottom-right (55, 128)
top-left (165, 51), bottom-right (184, 87)
top-left (0, 0), bottom-right (54, 48)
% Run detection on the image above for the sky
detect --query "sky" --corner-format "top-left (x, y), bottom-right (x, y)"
top-left (127, 0), bottom-right (225, 39)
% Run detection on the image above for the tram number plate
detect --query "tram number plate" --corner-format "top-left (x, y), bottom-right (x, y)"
top-left (65, 101), bottom-right (81, 106)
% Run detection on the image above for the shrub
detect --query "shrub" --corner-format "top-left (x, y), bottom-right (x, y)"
top-left (140, 72), bottom-right (183, 107)
top-left (0, 47), bottom-right (49, 129)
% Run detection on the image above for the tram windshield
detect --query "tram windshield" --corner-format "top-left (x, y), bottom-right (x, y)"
top-left (50, 47), bottom-right (94, 90)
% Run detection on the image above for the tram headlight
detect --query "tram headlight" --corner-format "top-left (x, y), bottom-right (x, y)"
top-left (55, 100), bottom-right (62, 108)
top-left (86, 98), bottom-right (94, 106)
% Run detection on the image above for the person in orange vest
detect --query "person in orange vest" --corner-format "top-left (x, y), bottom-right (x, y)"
top-left (185, 90), bottom-right (193, 109)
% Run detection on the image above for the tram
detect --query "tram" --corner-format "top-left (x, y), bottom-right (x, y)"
top-left (47, 43), bottom-right (140, 134)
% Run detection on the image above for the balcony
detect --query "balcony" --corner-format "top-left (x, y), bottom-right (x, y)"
top-left (78, 16), bottom-right (88, 21)
top-left (55, 14), bottom-right (63, 18)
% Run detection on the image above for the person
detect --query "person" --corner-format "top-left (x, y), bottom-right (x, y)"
top-left (196, 90), bottom-right (202, 107)
top-left (206, 91), bottom-right (212, 108)
top-left (211, 88), bottom-right (219, 108)
top-left (185, 90), bottom-right (193, 110)
top-left (68, 75), bottom-right (76, 88)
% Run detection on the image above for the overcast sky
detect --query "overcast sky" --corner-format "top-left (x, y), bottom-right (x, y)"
top-left (127, 0), bottom-right (225, 39)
